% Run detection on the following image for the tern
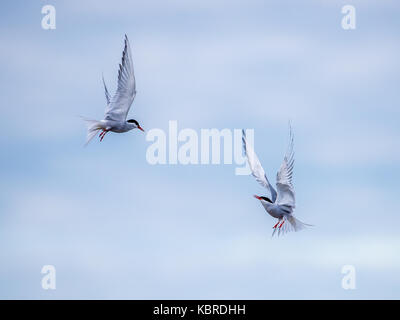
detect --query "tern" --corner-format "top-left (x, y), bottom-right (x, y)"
top-left (83, 35), bottom-right (144, 146)
top-left (242, 125), bottom-right (312, 236)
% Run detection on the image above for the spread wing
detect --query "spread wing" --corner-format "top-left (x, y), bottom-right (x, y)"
top-left (242, 130), bottom-right (277, 202)
top-left (102, 74), bottom-right (111, 105)
top-left (104, 35), bottom-right (136, 122)
top-left (276, 124), bottom-right (295, 209)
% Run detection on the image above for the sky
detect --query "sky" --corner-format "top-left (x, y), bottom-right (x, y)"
top-left (0, 0), bottom-right (399, 299)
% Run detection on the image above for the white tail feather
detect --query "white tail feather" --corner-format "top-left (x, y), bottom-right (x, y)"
top-left (82, 118), bottom-right (102, 146)
top-left (272, 216), bottom-right (313, 237)
top-left (287, 216), bottom-right (312, 232)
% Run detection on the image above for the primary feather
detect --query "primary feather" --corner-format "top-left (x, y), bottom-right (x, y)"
top-left (104, 34), bottom-right (137, 122)
top-left (242, 129), bottom-right (277, 201)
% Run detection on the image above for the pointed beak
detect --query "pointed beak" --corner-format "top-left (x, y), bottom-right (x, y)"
top-left (138, 126), bottom-right (145, 132)
top-left (253, 195), bottom-right (262, 200)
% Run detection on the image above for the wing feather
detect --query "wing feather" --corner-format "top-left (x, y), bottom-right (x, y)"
top-left (276, 124), bottom-right (295, 208)
top-left (242, 130), bottom-right (277, 201)
top-left (104, 35), bottom-right (136, 121)
top-left (102, 74), bottom-right (111, 105)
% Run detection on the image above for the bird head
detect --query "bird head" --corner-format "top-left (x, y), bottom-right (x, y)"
top-left (127, 119), bottom-right (144, 132)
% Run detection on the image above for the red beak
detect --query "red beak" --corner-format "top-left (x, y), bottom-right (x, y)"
top-left (138, 126), bottom-right (145, 132)
top-left (253, 195), bottom-right (262, 200)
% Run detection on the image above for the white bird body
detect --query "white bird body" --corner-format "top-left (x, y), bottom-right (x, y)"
top-left (83, 35), bottom-right (144, 146)
top-left (260, 202), bottom-right (286, 219)
top-left (242, 125), bottom-right (312, 236)
top-left (98, 119), bottom-right (137, 133)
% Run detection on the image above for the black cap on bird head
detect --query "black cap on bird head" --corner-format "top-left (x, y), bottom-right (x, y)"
top-left (127, 119), bottom-right (144, 132)
top-left (253, 195), bottom-right (273, 203)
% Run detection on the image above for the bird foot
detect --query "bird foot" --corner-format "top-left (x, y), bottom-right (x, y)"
top-left (99, 130), bottom-right (108, 142)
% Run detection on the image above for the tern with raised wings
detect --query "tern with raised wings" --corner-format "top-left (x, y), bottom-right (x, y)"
top-left (83, 35), bottom-right (144, 146)
top-left (242, 125), bottom-right (312, 236)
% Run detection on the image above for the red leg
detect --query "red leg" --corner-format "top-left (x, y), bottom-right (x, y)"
top-left (279, 220), bottom-right (285, 228)
top-left (100, 130), bottom-right (108, 142)
top-left (273, 221), bottom-right (280, 229)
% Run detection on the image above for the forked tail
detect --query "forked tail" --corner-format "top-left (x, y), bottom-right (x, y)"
top-left (272, 216), bottom-right (313, 237)
top-left (81, 118), bottom-right (103, 146)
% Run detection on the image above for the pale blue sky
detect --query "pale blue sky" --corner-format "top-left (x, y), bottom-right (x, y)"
top-left (0, 0), bottom-right (399, 299)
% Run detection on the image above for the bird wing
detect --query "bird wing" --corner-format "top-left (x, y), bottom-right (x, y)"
top-left (275, 124), bottom-right (295, 209)
top-left (104, 35), bottom-right (137, 122)
top-left (242, 130), bottom-right (277, 201)
top-left (102, 74), bottom-right (111, 105)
